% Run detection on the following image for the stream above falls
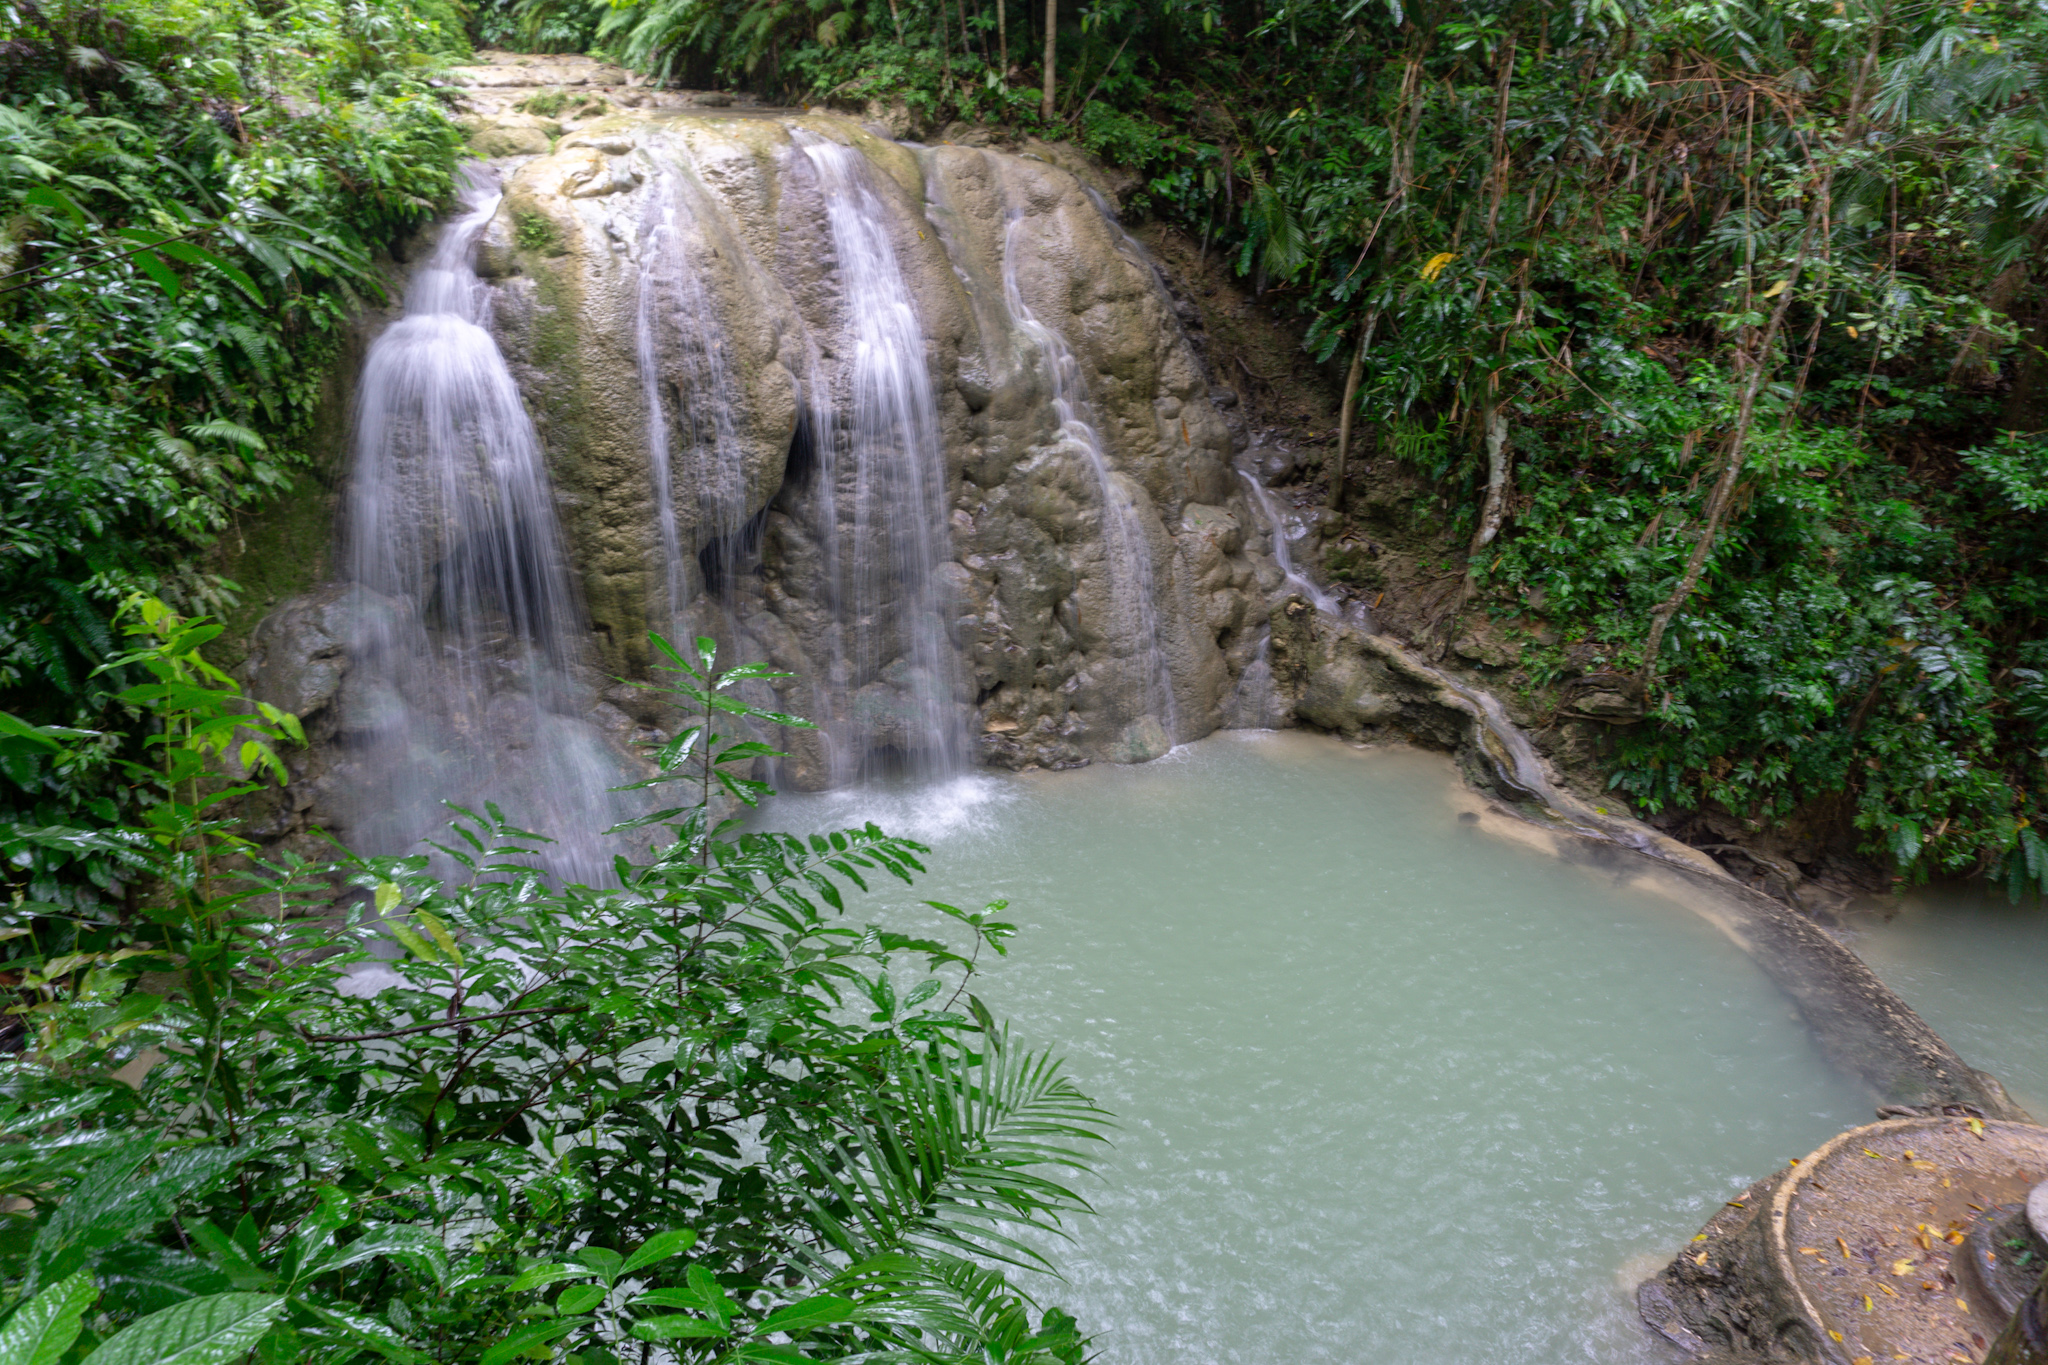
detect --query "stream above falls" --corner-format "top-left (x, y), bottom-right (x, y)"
top-left (759, 729), bottom-right (1883, 1365)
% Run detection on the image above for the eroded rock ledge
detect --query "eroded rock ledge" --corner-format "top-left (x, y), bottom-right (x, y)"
top-left (1640, 1117), bottom-right (2048, 1363)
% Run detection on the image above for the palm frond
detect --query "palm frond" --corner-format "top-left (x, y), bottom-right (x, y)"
top-left (789, 1029), bottom-right (1111, 1273)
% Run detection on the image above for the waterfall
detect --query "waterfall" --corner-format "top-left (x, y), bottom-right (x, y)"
top-left (635, 163), bottom-right (751, 627)
top-left (999, 211), bottom-right (1179, 757)
top-left (792, 131), bottom-right (968, 783)
top-left (343, 165), bottom-right (630, 882)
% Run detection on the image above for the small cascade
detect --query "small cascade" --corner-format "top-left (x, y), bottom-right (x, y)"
top-left (343, 166), bottom-right (629, 882)
top-left (1235, 467), bottom-right (1348, 620)
top-left (999, 211), bottom-right (1179, 758)
top-left (793, 131), bottom-right (967, 782)
top-left (634, 163), bottom-right (749, 625)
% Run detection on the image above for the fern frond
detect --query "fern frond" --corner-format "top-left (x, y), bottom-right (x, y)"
top-left (789, 1029), bottom-right (1111, 1273)
top-left (187, 418), bottom-right (267, 451)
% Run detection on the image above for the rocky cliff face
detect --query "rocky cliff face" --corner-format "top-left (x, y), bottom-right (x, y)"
top-left (244, 95), bottom-right (1286, 857)
top-left (480, 112), bottom-right (1264, 782)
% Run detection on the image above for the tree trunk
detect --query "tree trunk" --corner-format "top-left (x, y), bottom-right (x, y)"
top-left (1469, 395), bottom-right (1511, 556)
top-left (996, 0), bottom-right (1007, 74)
top-left (1986, 1266), bottom-right (2048, 1365)
top-left (887, 0), bottom-right (904, 47)
top-left (1041, 0), bottom-right (1056, 122)
top-left (1326, 324), bottom-right (1371, 512)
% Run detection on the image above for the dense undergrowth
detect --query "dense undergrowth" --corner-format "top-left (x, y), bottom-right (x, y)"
top-left (482, 0), bottom-right (2048, 896)
top-left (0, 0), bottom-right (466, 906)
top-left (0, 608), bottom-right (1103, 1364)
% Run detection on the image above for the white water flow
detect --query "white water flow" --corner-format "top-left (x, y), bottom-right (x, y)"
top-left (344, 166), bottom-right (628, 882)
top-left (761, 731), bottom-right (1873, 1365)
top-left (1000, 212), bottom-right (1179, 750)
top-left (635, 162), bottom-right (750, 624)
top-left (1237, 466), bottom-right (1344, 618)
top-left (793, 132), bottom-right (967, 782)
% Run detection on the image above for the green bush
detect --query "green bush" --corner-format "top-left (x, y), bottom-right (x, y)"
top-left (0, 610), bottom-right (1106, 1363)
top-left (0, 0), bottom-right (465, 906)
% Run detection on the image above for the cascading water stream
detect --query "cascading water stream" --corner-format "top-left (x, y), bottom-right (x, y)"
top-left (635, 163), bottom-right (751, 627)
top-left (998, 211), bottom-right (1179, 753)
top-left (1236, 467), bottom-right (1345, 618)
top-left (343, 165), bottom-right (628, 883)
top-left (792, 131), bottom-right (967, 783)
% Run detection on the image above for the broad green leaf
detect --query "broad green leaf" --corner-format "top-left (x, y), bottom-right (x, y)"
top-left (627, 1315), bottom-right (728, 1342)
top-left (294, 1301), bottom-right (433, 1365)
top-left (477, 1318), bottom-right (580, 1365)
top-left (506, 1263), bottom-right (583, 1292)
top-left (555, 1284), bottom-right (606, 1315)
top-left (79, 1293), bottom-right (284, 1365)
top-left (129, 248), bottom-right (180, 298)
top-left (755, 1295), bottom-right (859, 1335)
top-left (568, 1246), bottom-right (623, 1285)
top-left (0, 1272), bottom-right (98, 1365)
top-left (617, 1228), bottom-right (697, 1277)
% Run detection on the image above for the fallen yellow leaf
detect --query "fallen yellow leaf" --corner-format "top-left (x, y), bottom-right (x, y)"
top-left (1853, 1357), bottom-right (1874, 1365)
top-left (1946, 1231), bottom-right (1965, 1245)
top-left (1957, 1298), bottom-right (1969, 1311)
top-left (1419, 251), bottom-right (1458, 282)
top-left (1863, 1148), bottom-right (1885, 1159)
top-left (1892, 1260), bottom-right (1913, 1276)
top-left (1830, 1330), bottom-right (1845, 1343)
top-left (1967, 1117), bottom-right (1984, 1136)
top-left (1863, 1296), bottom-right (1874, 1312)
top-left (1799, 1248), bottom-right (1822, 1256)
top-left (1838, 1237), bottom-right (1852, 1256)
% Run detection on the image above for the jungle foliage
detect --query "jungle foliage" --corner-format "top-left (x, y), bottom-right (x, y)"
top-left (0, 610), bottom-right (1104, 1364)
top-left (509, 0), bottom-right (2048, 895)
top-left (0, 0), bottom-right (466, 883)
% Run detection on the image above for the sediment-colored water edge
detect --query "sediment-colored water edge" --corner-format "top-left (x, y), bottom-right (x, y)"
top-left (760, 730), bottom-right (1879, 1365)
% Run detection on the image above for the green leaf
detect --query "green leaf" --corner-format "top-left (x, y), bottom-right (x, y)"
top-left (617, 1228), bottom-right (697, 1277)
top-left (555, 1284), bottom-right (606, 1316)
top-left (79, 1293), bottom-right (285, 1365)
top-left (626, 1315), bottom-right (729, 1342)
top-left (754, 1295), bottom-right (859, 1335)
top-left (22, 185), bottom-right (88, 227)
top-left (477, 1318), bottom-right (581, 1365)
top-left (152, 241), bottom-right (263, 305)
top-left (507, 1263), bottom-right (583, 1293)
top-left (731, 1345), bottom-right (815, 1363)
top-left (568, 1246), bottom-right (623, 1285)
top-left (129, 248), bottom-right (180, 298)
top-left (294, 1301), bottom-right (434, 1365)
top-left (304, 1224), bottom-right (450, 1287)
top-left (0, 1272), bottom-right (98, 1365)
